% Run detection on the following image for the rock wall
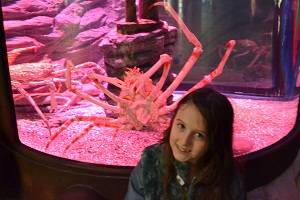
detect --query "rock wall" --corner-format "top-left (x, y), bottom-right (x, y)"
top-left (2, 0), bottom-right (125, 66)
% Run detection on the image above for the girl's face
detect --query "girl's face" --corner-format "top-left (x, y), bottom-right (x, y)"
top-left (169, 103), bottom-right (208, 165)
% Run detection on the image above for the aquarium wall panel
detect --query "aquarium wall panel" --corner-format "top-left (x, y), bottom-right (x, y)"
top-left (0, 0), bottom-right (299, 168)
top-left (163, 0), bottom-right (300, 98)
top-left (1, 1), bottom-right (300, 198)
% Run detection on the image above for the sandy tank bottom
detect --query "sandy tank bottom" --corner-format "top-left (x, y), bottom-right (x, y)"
top-left (16, 96), bottom-right (298, 167)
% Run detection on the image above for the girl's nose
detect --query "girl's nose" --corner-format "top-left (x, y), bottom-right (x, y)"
top-left (179, 131), bottom-right (192, 146)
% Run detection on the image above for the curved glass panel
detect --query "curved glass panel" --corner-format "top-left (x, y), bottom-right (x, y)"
top-left (0, 0), bottom-right (299, 166)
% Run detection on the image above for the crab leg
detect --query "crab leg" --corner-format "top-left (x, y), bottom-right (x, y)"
top-left (161, 40), bottom-right (236, 114)
top-left (129, 54), bottom-right (172, 102)
top-left (12, 83), bottom-right (51, 134)
top-left (152, 2), bottom-right (202, 48)
top-left (64, 60), bottom-right (120, 113)
top-left (142, 54), bottom-right (172, 97)
top-left (13, 79), bottom-right (59, 112)
top-left (45, 116), bottom-right (121, 151)
top-left (144, 54), bottom-right (172, 78)
top-left (88, 73), bottom-right (144, 128)
top-left (64, 60), bottom-right (145, 127)
top-left (48, 79), bottom-right (58, 112)
top-left (63, 123), bottom-right (97, 153)
top-left (63, 118), bottom-right (120, 153)
top-left (87, 72), bottom-right (131, 107)
top-left (52, 61), bottom-right (101, 76)
top-left (153, 2), bottom-right (203, 105)
top-left (13, 92), bottom-right (53, 100)
top-left (88, 72), bottom-right (146, 126)
top-left (186, 40), bottom-right (236, 93)
top-left (56, 94), bottom-right (81, 113)
top-left (87, 73), bottom-right (126, 91)
top-left (87, 70), bottom-right (152, 127)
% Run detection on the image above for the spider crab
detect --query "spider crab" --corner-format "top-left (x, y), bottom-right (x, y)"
top-left (8, 47), bottom-right (100, 134)
top-left (45, 2), bottom-right (236, 151)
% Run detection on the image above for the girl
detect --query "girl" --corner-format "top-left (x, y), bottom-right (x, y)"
top-left (125, 87), bottom-right (246, 200)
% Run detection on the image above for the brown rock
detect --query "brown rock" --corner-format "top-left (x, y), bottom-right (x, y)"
top-left (4, 16), bottom-right (54, 37)
top-left (79, 7), bottom-right (107, 31)
top-left (2, 0), bottom-right (64, 20)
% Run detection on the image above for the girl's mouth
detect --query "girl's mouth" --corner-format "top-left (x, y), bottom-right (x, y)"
top-left (176, 143), bottom-right (191, 153)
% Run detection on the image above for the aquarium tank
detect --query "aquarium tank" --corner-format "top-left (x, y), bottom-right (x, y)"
top-left (0, 0), bottom-right (299, 166)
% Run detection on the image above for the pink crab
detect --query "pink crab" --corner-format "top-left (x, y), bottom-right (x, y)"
top-left (45, 2), bottom-right (236, 152)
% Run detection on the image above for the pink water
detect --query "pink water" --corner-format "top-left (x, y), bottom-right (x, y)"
top-left (17, 96), bottom-right (298, 166)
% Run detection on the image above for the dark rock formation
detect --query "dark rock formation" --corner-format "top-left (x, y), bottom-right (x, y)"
top-left (3, 0), bottom-right (123, 65)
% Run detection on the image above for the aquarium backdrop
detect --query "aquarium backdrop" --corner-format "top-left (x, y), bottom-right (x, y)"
top-left (0, 0), bottom-right (299, 166)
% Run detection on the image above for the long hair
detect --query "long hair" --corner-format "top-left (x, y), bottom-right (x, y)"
top-left (161, 87), bottom-right (236, 200)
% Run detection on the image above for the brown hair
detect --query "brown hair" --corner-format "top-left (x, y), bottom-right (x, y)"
top-left (161, 87), bottom-right (236, 200)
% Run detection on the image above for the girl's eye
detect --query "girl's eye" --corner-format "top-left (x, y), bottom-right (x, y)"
top-left (176, 123), bottom-right (185, 129)
top-left (194, 132), bottom-right (206, 139)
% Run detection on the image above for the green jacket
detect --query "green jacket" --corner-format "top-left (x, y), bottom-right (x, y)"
top-left (125, 144), bottom-right (246, 200)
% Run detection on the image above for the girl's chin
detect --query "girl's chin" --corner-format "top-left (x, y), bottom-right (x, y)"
top-left (173, 153), bottom-right (191, 163)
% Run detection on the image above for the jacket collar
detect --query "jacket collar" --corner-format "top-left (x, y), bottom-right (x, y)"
top-left (173, 160), bottom-right (191, 186)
